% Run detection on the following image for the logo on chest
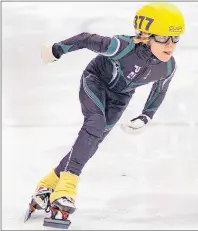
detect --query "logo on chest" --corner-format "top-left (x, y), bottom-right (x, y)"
top-left (126, 65), bottom-right (141, 80)
top-left (143, 69), bottom-right (151, 80)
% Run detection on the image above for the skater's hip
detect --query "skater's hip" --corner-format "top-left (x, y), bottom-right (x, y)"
top-left (81, 70), bottom-right (134, 101)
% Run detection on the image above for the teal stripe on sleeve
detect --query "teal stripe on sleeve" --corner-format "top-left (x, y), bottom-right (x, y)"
top-left (58, 43), bottom-right (73, 53)
top-left (103, 36), bottom-right (119, 56)
top-left (112, 40), bottom-right (135, 61)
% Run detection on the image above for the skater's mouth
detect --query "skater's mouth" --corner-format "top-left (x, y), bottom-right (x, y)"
top-left (163, 51), bottom-right (172, 55)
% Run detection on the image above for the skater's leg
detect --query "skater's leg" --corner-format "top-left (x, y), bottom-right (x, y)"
top-left (55, 115), bottom-right (106, 177)
top-left (55, 73), bottom-right (107, 177)
top-left (55, 129), bottom-right (110, 177)
top-left (50, 72), bottom-right (108, 207)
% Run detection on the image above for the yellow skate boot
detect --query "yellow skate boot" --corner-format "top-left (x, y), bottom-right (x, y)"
top-left (32, 169), bottom-right (59, 210)
top-left (50, 171), bottom-right (79, 214)
top-left (25, 169), bottom-right (60, 222)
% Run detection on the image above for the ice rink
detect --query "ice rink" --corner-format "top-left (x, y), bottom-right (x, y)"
top-left (2, 2), bottom-right (198, 230)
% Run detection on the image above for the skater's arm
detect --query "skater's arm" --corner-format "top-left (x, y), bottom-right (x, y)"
top-left (52, 32), bottom-right (121, 59)
top-left (142, 62), bottom-right (176, 119)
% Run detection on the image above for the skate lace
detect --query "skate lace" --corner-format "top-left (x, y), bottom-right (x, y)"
top-left (40, 193), bottom-right (51, 213)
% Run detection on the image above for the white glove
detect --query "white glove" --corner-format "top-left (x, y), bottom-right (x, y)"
top-left (120, 114), bottom-right (151, 134)
top-left (40, 45), bottom-right (58, 64)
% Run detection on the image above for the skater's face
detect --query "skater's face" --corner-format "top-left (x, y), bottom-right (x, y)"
top-left (149, 36), bottom-right (178, 62)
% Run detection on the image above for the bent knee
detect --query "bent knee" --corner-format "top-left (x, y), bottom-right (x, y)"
top-left (83, 114), bottom-right (106, 138)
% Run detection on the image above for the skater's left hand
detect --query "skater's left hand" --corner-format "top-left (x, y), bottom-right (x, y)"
top-left (40, 45), bottom-right (58, 64)
top-left (120, 114), bottom-right (151, 134)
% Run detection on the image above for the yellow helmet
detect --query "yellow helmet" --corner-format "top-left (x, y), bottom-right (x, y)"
top-left (134, 2), bottom-right (185, 36)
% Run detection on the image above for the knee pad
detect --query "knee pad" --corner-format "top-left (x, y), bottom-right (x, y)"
top-left (83, 114), bottom-right (106, 138)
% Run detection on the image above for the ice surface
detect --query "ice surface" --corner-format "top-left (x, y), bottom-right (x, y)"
top-left (2, 2), bottom-right (198, 230)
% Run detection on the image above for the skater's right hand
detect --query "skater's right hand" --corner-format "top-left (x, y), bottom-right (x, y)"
top-left (40, 45), bottom-right (58, 64)
top-left (120, 114), bottom-right (151, 135)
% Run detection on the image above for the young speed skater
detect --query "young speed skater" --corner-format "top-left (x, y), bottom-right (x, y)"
top-left (25, 2), bottom-right (185, 227)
